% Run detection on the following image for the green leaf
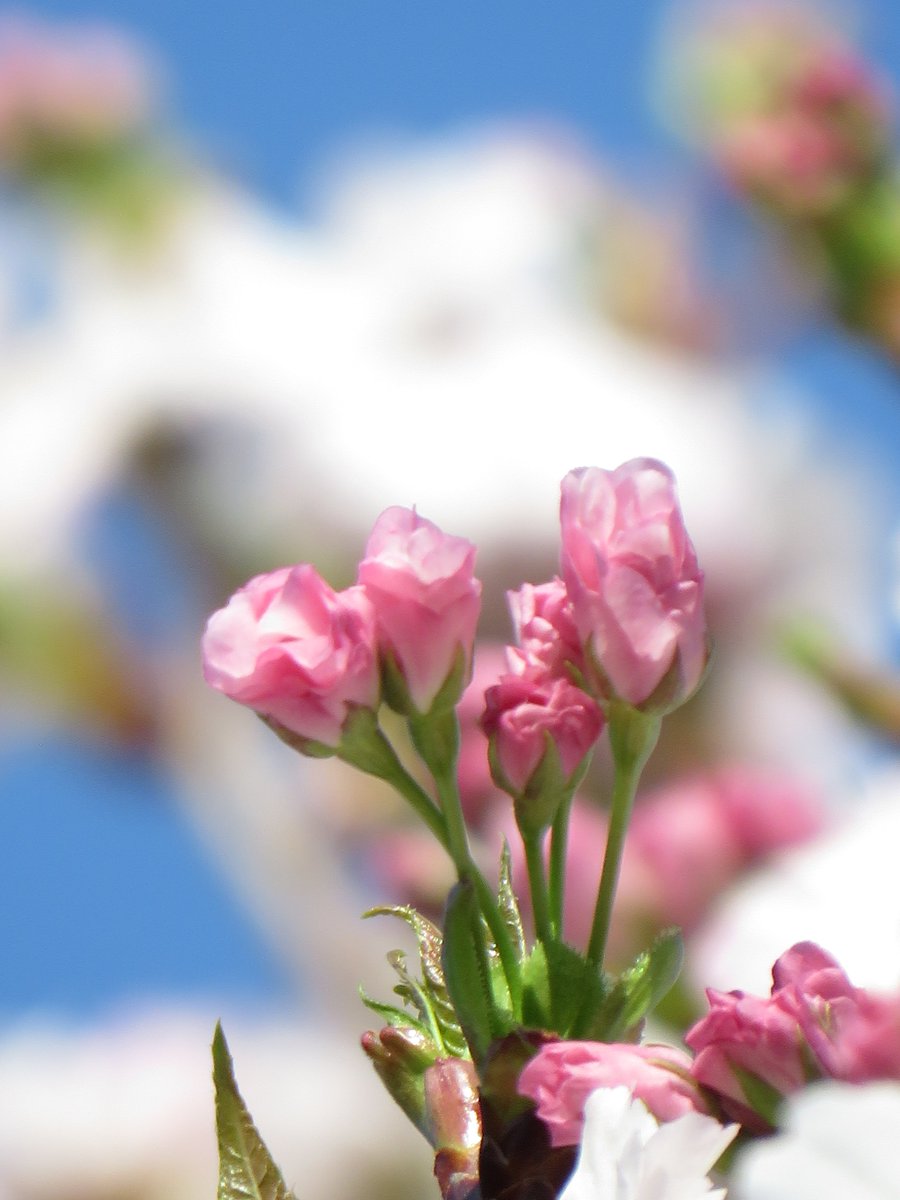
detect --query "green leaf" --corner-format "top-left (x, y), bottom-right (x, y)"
top-left (546, 941), bottom-right (608, 1036)
top-left (359, 987), bottom-right (431, 1036)
top-left (587, 928), bottom-right (684, 1041)
top-left (364, 905), bottom-right (467, 1057)
top-left (212, 1023), bottom-right (297, 1200)
top-left (497, 841), bottom-right (526, 960)
top-left (520, 942), bottom-right (553, 1028)
top-left (442, 882), bottom-right (503, 1063)
top-left (522, 942), bottom-right (609, 1036)
top-left (733, 1065), bottom-right (784, 1129)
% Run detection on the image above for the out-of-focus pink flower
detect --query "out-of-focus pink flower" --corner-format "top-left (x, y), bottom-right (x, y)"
top-left (688, 941), bottom-right (900, 1129)
top-left (559, 460), bottom-right (707, 711)
top-left (0, 16), bottom-right (153, 157)
top-left (358, 506), bottom-right (481, 715)
top-left (367, 827), bottom-right (456, 912)
top-left (518, 1040), bottom-right (708, 1147)
top-left (506, 578), bottom-right (583, 680)
top-left (481, 673), bottom-right (603, 797)
top-left (686, 987), bottom-right (808, 1130)
top-left (623, 767), bottom-right (822, 931)
top-left (455, 642), bottom-right (507, 825)
top-left (202, 565), bottom-right (379, 749)
top-left (772, 942), bottom-right (900, 1086)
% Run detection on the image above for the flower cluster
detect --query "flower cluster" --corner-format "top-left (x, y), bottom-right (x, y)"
top-left (206, 458), bottom-right (899, 1200)
top-left (203, 457), bottom-right (717, 1199)
top-left (687, 940), bottom-right (900, 1130)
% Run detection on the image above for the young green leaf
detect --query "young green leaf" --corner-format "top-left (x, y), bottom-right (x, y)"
top-left (497, 841), bottom-right (526, 960)
top-left (442, 881), bottom-right (504, 1063)
top-left (212, 1023), bottom-right (297, 1200)
top-left (364, 905), bottom-right (467, 1057)
top-left (586, 928), bottom-right (684, 1041)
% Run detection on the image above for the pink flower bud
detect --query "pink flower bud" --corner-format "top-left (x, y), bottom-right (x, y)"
top-left (202, 564), bottom-right (379, 749)
top-left (686, 942), bottom-right (882, 1130)
top-left (481, 673), bottom-right (603, 800)
top-left (686, 988), bottom-right (809, 1130)
top-left (518, 1040), bottom-right (708, 1147)
top-left (358, 507), bottom-right (482, 715)
top-left (506, 578), bottom-right (583, 681)
top-left (559, 460), bottom-right (707, 711)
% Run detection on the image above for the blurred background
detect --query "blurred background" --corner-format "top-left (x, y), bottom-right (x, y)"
top-left (5, 0), bottom-right (900, 1196)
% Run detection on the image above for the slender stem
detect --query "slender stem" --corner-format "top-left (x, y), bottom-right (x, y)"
top-left (549, 790), bottom-right (574, 938)
top-left (337, 720), bottom-right (450, 851)
top-left (439, 763), bottom-right (523, 1012)
top-left (523, 831), bottom-right (553, 946)
top-left (584, 709), bottom-right (661, 969)
top-left (411, 711), bottom-right (523, 1013)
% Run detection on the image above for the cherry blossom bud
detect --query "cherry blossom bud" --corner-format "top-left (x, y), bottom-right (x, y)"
top-left (518, 1040), bottom-right (709, 1148)
top-left (481, 672), bottom-right (603, 833)
top-left (559, 460), bottom-right (707, 712)
top-left (202, 564), bottom-right (379, 751)
top-left (358, 507), bottom-right (481, 716)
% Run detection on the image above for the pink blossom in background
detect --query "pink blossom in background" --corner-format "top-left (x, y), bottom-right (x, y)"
top-left (506, 578), bottom-right (583, 681)
top-left (559, 460), bottom-right (707, 710)
top-left (481, 672), bottom-right (603, 795)
top-left (518, 1040), bottom-right (708, 1147)
top-left (358, 506), bottom-right (481, 714)
top-left (0, 16), bottom-right (153, 155)
top-left (686, 986), bottom-right (809, 1130)
top-left (712, 766), bottom-right (822, 858)
top-left (625, 767), bottom-right (823, 930)
top-left (688, 941), bottom-right (900, 1128)
top-left (773, 942), bottom-right (900, 1086)
top-left (367, 827), bottom-right (456, 912)
top-left (201, 565), bottom-right (379, 748)
top-left (455, 642), bottom-right (507, 825)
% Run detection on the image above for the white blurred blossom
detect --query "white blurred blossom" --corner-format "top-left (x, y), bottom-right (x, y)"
top-left (691, 767), bottom-right (900, 996)
top-left (0, 1007), bottom-right (431, 1200)
top-left (733, 1081), bottom-right (900, 1200)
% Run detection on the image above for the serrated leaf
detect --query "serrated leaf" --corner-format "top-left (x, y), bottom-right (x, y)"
top-left (546, 941), bottom-right (608, 1036)
top-left (497, 841), bottom-right (526, 960)
top-left (359, 987), bottom-right (430, 1035)
top-left (522, 942), bottom-right (609, 1036)
top-left (520, 942), bottom-right (552, 1028)
top-left (212, 1023), bottom-right (297, 1200)
top-left (365, 905), bottom-right (467, 1057)
top-left (442, 882), bottom-right (501, 1064)
top-left (587, 928), bottom-right (684, 1041)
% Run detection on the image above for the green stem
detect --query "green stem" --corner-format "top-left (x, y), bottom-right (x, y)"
top-left (584, 708), bottom-right (661, 969)
top-left (411, 711), bottom-right (523, 1014)
top-left (549, 790), bottom-right (574, 938)
top-left (523, 831), bottom-right (553, 946)
top-left (337, 710), bottom-right (449, 851)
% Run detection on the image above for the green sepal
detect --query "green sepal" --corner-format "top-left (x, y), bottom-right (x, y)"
top-left (364, 905), bottom-right (467, 1057)
top-left (258, 713), bottom-right (336, 758)
top-left (442, 881), bottom-right (513, 1064)
top-left (359, 987), bottom-right (430, 1036)
top-left (497, 841), bottom-right (526, 960)
top-left (381, 643), bottom-right (470, 718)
top-left (212, 1023), bottom-right (297, 1200)
top-left (514, 734), bottom-right (567, 836)
top-left (733, 1065), bottom-right (785, 1129)
top-left (408, 705), bottom-right (460, 783)
top-left (585, 928), bottom-right (684, 1041)
top-left (521, 941), bottom-right (609, 1036)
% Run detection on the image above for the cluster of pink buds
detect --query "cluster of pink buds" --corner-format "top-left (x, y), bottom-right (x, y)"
top-left (203, 459), bottom-right (746, 1200)
top-left (0, 16), bottom-right (154, 164)
top-left (677, 4), bottom-right (889, 219)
